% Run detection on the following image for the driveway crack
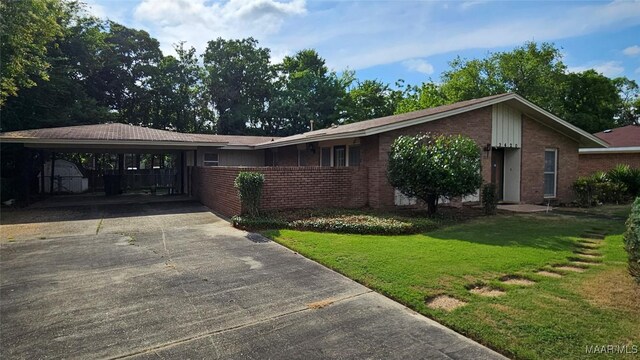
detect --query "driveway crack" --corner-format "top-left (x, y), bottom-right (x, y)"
top-left (106, 290), bottom-right (372, 360)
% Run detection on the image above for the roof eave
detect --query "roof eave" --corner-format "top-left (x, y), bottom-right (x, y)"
top-left (579, 146), bottom-right (640, 154)
top-left (0, 138), bottom-right (228, 148)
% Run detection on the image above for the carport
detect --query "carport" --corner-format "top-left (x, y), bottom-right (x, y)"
top-left (0, 123), bottom-right (227, 205)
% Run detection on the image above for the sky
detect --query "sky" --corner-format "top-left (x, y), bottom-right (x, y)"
top-left (87, 0), bottom-right (640, 87)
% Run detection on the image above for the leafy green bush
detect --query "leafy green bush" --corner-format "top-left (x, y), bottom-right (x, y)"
top-left (608, 164), bottom-right (640, 197)
top-left (234, 172), bottom-right (265, 216)
top-left (624, 197), bottom-right (640, 283)
top-left (387, 133), bottom-right (482, 215)
top-left (481, 183), bottom-right (498, 215)
top-left (291, 215), bottom-right (417, 235)
top-left (572, 171), bottom-right (627, 207)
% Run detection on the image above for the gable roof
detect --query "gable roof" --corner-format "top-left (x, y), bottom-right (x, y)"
top-left (0, 123), bottom-right (278, 148)
top-left (253, 93), bottom-right (607, 148)
top-left (592, 125), bottom-right (640, 147)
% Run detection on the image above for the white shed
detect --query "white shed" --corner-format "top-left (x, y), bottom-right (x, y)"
top-left (39, 159), bottom-right (89, 193)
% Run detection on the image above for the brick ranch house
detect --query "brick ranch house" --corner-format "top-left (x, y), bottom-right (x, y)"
top-left (578, 124), bottom-right (640, 176)
top-left (0, 93), bottom-right (607, 216)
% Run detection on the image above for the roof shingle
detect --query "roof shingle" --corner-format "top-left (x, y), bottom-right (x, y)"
top-left (593, 125), bottom-right (640, 147)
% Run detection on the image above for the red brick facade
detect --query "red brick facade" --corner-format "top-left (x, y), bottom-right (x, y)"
top-left (578, 153), bottom-right (640, 176)
top-left (192, 166), bottom-right (368, 217)
top-left (519, 115), bottom-right (579, 203)
top-left (193, 105), bottom-right (584, 214)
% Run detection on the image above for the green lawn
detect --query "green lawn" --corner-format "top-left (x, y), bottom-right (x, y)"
top-left (263, 212), bottom-right (638, 360)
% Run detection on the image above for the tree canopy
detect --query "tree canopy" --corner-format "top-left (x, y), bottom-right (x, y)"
top-left (1, 1), bottom-right (637, 135)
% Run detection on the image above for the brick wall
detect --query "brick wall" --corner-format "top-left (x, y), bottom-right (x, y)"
top-left (578, 152), bottom-right (640, 176)
top-left (192, 166), bottom-right (368, 217)
top-left (520, 115), bottom-right (579, 204)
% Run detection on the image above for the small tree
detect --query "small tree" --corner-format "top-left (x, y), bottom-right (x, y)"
top-left (387, 133), bottom-right (483, 215)
top-left (234, 172), bottom-right (265, 217)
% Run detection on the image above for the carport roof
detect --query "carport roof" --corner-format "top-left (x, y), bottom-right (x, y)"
top-left (0, 123), bottom-right (278, 149)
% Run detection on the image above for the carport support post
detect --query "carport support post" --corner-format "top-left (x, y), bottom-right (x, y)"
top-left (39, 150), bottom-right (45, 194)
top-left (50, 152), bottom-right (56, 194)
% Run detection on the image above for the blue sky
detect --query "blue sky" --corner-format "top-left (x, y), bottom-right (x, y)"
top-left (88, 0), bottom-right (640, 87)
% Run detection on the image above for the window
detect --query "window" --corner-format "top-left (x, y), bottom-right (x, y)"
top-left (321, 147), bottom-right (331, 167)
top-left (297, 149), bottom-right (307, 166)
top-left (543, 149), bottom-right (557, 198)
top-left (348, 145), bottom-right (361, 167)
top-left (203, 153), bottom-right (219, 167)
top-left (334, 146), bottom-right (346, 167)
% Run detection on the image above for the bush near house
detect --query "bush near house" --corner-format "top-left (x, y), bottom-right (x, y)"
top-left (231, 207), bottom-right (464, 234)
top-left (624, 197), bottom-right (640, 283)
top-left (481, 183), bottom-right (498, 215)
top-left (387, 133), bottom-right (483, 215)
top-left (234, 172), bottom-right (265, 216)
top-left (572, 164), bottom-right (640, 207)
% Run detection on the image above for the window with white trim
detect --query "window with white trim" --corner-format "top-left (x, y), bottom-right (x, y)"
top-left (203, 153), bottom-right (219, 167)
top-left (543, 149), bottom-right (557, 198)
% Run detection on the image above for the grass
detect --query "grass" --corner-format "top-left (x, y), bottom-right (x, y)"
top-left (263, 211), bottom-right (637, 360)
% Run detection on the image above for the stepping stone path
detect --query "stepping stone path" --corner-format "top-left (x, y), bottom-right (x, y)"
top-left (553, 265), bottom-right (586, 272)
top-left (469, 286), bottom-right (506, 297)
top-left (500, 275), bottom-right (536, 286)
top-left (440, 226), bottom-right (609, 312)
top-left (426, 295), bottom-right (467, 311)
top-left (574, 253), bottom-right (601, 259)
top-left (536, 270), bottom-right (563, 278)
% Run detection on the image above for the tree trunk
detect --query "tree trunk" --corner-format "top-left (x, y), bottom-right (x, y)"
top-left (426, 194), bottom-right (438, 216)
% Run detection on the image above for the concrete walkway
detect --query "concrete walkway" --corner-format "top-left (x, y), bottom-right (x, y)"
top-left (0, 202), bottom-right (506, 359)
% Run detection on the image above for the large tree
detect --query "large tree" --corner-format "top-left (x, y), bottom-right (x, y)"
top-left (342, 79), bottom-right (402, 123)
top-left (268, 49), bottom-right (352, 136)
top-left (202, 37), bottom-right (273, 135)
top-left (395, 82), bottom-right (448, 114)
top-left (148, 43), bottom-right (213, 133)
top-left (0, 0), bottom-right (66, 106)
top-left (560, 70), bottom-right (621, 133)
top-left (1, 3), bottom-right (113, 131)
top-left (87, 22), bottom-right (163, 124)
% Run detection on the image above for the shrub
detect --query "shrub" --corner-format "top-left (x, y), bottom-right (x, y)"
top-left (387, 133), bottom-right (482, 215)
top-left (234, 172), bottom-right (265, 216)
top-left (481, 183), bottom-right (498, 215)
top-left (232, 215), bottom-right (287, 230)
top-left (608, 164), bottom-right (640, 197)
top-left (572, 171), bottom-right (627, 207)
top-left (290, 215), bottom-right (417, 235)
top-left (624, 197), bottom-right (640, 283)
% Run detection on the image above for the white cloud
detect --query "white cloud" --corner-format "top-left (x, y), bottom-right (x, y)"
top-left (121, 0), bottom-right (640, 75)
top-left (623, 45), bottom-right (640, 56)
top-left (635, 67), bottom-right (640, 74)
top-left (402, 59), bottom-right (435, 74)
top-left (460, 1), bottom-right (489, 11)
top-left (568, 61), bottom-right (625, 77)
top-left (133, 0), bottom-right (306, 55)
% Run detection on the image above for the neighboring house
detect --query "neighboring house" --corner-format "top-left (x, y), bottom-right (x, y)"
top-left (578, 125), bottom-right (640, 176)
top-left (1, 93), bottom-right (606, 215)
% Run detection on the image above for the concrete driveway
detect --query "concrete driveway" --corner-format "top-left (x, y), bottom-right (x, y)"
top-left (0, 200), bottom-right (506, 359)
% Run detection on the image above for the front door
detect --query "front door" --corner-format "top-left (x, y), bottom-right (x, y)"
top-left (491, 148), bottom-right (504, 201)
